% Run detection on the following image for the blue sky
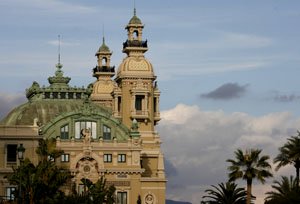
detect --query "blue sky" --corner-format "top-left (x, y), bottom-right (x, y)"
top-left (1, 1), bottom-right (300, 203)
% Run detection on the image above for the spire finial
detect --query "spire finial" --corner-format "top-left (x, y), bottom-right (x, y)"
top-left (58, 35), bottom-right (61, 64)
top-left (102, 24), bottom-right (105, 44)
top-left (134, 0), bottom-right (136, 16)
top-left (56, 35), bottom-right (63, 69)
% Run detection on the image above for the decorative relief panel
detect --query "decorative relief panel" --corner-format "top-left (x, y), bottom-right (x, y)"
top-left (128, 59), bottom-right (149, 71)
top-left (106, 180), bottom-right (130, 187)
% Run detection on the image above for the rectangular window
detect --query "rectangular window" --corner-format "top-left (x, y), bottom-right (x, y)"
top-left (118, 96), bottom-right (122, 112)
top-left (61, 154), bottom-right (70, 162)
top-left (103, 125), bottom-right (111, 140)
top-left (7, 144), bottom-right (17, 163)
top-left (104, 154), bottom-right (112, 163)
top-left (117, 192), bottom-right (127, 204)
top-left (154, 97), bottom-right (157, 113)
top-left (60, 125), bottom-right (69, 139)
top-left (118, 154), bottom-right (126, 163)
top-left (6, 187), bottom-right (16, 200)
top-left (135, 95), bottom-right (144, 111)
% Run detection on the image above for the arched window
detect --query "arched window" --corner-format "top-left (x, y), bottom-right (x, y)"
top-left (133, 30), bottom-right (139, 40)
top-left (102, 57), bottom-right (107, 66)
top-left (75, 121), bottom-right (97, 139)
top-left (103, 125), bottom-right (111, 140)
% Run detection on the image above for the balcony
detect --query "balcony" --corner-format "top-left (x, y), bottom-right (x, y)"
top-left (123, 40), bottom-right (148, 49)
top-left (131, 110), bottom-right (149, 119)
top-left (154, 112), bottom-right (161, 121)
top-left (93, 66), bottom-right (115, 74)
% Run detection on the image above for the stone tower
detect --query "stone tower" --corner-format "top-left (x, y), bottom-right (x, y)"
top-left (113, 8), bottom-right (166, 201)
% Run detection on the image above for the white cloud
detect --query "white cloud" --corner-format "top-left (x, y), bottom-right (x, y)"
top-left (47, 40), bottom-right (80, 47)
top-left (158, 104), bottom-right (300, 204)
top-left (149, 31), bottom-right (274, 80)
top-left (155, 31), bottom-right (272, 51)
top-left (222, 32), bottom-right (272, 48)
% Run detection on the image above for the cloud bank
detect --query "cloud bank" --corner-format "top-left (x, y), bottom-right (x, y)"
top-left (274, 94), bottom-right (300, 102)
top-left (201, 82), bottom-right (249, 100)
top-left (158, 104), bottom-right (299, 204)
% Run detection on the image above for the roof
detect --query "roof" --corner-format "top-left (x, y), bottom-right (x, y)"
top-left (97, 37), bottom-right (110, 53)
top-left (129, 15), bottom-right (142, 25)
top-left (0, 100), bottom-right (85, 126)
top-left (128, 8), bottom-right (142, 25)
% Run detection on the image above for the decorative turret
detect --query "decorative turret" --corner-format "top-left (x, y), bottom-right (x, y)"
top-left (114, 8), bottom-right (160, 131)
top-left (26, 37), bottom-right (87, 101)
top-left (93, 37), bottom-right (115, 78)
top-left (116, 8), bottom-right (155, 81)
top-left (122, 8), bottom-right (148, 56)
top-left (26, 63), bottom-right (87, 101)
top-left (90, 36), bottom-right (116, 109)
top-left (48, 63), bottom-right (71, 87)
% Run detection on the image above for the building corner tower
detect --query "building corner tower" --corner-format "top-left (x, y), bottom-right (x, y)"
top-left (113, 8), bottom-right (167, 203)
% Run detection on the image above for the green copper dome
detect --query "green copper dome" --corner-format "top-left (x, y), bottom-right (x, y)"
top-left (129, 15), bottom-right (142, 25)
top-left (1, 63), bottom-right (92, 126)
top-left (128, 8), bottom-right (142, 25)
top-left (98, 38), bottom-right (110, 53)
top-left (96, 37), bottom-right (111, 55)
top-left (0, 100), bottom-right (85, 126)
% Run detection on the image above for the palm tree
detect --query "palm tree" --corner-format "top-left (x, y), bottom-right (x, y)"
top-left (227, 149), bottom-right (273, 204)
top-left (265, 176), bottom-right (300, 204)
top-left (274, 131), bottom-right (300, 188)
top-left (76, 177), bottom-right (115, 204)
top-left (202, 182), bottom-right (247, 204)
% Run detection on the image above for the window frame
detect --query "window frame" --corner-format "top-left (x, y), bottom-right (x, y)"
top-left (135, 95), bottom-right (144, 111)
top-left (118, 154), bottom-right (126, 163)
top-left (6, 144), bottom-right (17, 164)
top-left (60, 124), bottom-right (69, 139)
top-left (103, 125), bottom-right (111, 140)
top-left (116, 191), bottom-right (127, 204)
top-left (75, 121), bottom-right (97, 139)
top-left (103, 154), bottom-right (112, 163)
top-left (6, 187), bottom-right (16, 201)
top-left (61, 154), bottom-right (70, 162)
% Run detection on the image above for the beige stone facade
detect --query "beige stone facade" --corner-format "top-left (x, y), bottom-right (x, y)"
top-left (0, 10), bottom-right (166, 204)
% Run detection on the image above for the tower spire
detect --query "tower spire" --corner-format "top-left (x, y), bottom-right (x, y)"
top-left (58, 35), bottom-right (61, 64)
top-left (56, 35), bottom-right (63, 69)
top-left (134, 0), bottom-right (136, 16)
top-left (102, 24), bottom-right (105, 44)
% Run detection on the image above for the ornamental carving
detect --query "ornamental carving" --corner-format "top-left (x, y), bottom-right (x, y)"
top-left (76, 157), bottom-right (99, 183)
top-left (145, 193), bottom-right (155, 204)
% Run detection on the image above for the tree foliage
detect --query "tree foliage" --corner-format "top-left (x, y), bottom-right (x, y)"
top-left (202, 182), bottom-right (247, 204)
top-left (274, 131), bottom-right (300, 188)
top-left (62, 177), bottom-right (115, 204)
top-left (9, 139), bottom-right (71, 204)
top-left (227, 149), bottom-right (272, 204)
top-left (8, 139), bottom-right (116, 204)
top-left (264, 176), bottom-right (300, 204)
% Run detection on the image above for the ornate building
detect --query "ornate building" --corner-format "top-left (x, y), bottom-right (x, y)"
top-left (0, 9), bottom-right (166, 204)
